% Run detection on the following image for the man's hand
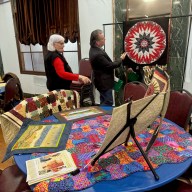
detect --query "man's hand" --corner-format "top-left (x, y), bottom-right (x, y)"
top-left (120, 52), bottom-right (127, 60)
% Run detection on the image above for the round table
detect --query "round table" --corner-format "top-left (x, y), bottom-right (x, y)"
top-left (14, 153), bottom-right (192, 192)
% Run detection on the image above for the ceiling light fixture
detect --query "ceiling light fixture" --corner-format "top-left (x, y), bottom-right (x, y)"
top-left (173, 0), bottom-right (180, 4)
top-left (122, 8), bottom-right (131, 12)
top-left (143, 0), bottom-right (155, 2)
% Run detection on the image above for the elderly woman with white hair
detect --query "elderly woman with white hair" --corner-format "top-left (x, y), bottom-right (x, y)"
top-left (44, 34), bottom-right (91, 91)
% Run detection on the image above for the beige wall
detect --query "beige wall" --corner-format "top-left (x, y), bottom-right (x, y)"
top-left (1, 1), bottom-right (191, 94)
top-left (0, 0), bottom-right (113, 95)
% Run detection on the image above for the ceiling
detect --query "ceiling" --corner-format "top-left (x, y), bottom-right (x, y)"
top-left (126, 0), bottom-right (172, 18)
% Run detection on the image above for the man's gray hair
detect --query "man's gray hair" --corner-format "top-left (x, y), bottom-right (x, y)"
top-left (90, 29), bottom-right (103, 47)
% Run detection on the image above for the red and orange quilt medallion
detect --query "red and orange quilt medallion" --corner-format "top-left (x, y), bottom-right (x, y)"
top-left (124, 20), bottom-right (166, 65)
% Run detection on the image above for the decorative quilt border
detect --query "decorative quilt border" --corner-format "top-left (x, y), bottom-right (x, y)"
top-left (2, 118), bottom-right (72, 162)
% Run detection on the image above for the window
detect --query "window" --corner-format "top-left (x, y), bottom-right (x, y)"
top-left (63, 41), bottom-right (79, 74)
top-left (19, 41), bottom-right (79, 75)
top-left (19, 43), bottom-right (45, 74)
top-left (12, 0), bottom-right (79, 75)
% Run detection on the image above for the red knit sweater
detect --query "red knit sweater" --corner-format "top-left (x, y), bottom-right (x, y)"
top-left (53, 57), bottom-right (79, 81)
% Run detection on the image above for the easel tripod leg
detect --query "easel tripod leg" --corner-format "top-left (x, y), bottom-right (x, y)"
top-left (133, 136), bottom-right (159, 180)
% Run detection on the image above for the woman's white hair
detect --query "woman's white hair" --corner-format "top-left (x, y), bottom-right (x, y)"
top-left (47, 34), bottom-right (64, 51)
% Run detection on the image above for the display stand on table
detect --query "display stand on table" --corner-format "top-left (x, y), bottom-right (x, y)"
top-left (91, 92), bottom-right (168, 180)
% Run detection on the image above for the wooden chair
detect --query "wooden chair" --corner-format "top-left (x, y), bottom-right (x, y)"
top-left (2, 72), bottom-right (24, 98)
top-left (123, 81), bottom-right (148, 102)
top-left (0, 165), bottom-right (31, 192)
top-left (0, 78), bottom-right (23, 112)
top-left (165, 89), bottom-right (192, 131)
top-left (70, 58), bottom-right (95, 106)
top-left (2, 72), bottom-right (20, 82)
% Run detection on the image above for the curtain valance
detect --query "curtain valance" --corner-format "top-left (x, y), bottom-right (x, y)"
top-left (14, 0), bottom-right (78, 45)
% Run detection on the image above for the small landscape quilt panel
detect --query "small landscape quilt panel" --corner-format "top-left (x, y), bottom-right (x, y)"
top-left (33, 116), bottom-right (192, 191)
top-left (54, 106), bottom-right (108, 122)
top-left (2, 118), bottom-right (72, 162)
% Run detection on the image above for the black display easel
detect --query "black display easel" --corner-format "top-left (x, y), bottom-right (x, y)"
top-left (91, 94), bottom-right (162, 180)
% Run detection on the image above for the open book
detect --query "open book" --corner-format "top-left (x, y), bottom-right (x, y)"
top-left (26, 150), bottom-right (77, 185)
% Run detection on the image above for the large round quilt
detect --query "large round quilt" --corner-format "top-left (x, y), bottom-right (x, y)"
top-left (124, 20), bottom-right (166, 65)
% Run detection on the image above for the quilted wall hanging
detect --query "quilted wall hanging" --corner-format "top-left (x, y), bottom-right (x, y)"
top-left (2, 119), bottom-right (73, 162)
top-left (123, 17), bottom-right (169, 66)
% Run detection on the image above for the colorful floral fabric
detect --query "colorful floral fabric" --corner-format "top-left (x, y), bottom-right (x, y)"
top-left (33, 115), bottom-right (192, 191)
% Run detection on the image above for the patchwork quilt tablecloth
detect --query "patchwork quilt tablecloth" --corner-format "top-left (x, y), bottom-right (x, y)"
top-left (32, 115), bottom-right (192, 191)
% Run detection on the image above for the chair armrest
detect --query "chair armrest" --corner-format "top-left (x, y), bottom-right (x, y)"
top-left (71, 81), bottom-right (82, 85)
